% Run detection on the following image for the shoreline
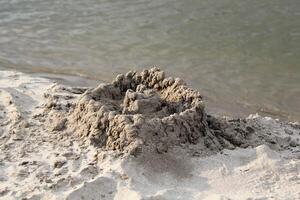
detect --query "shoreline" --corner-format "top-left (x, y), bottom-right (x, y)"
top-left (0, 69), bottom-right (299, 199)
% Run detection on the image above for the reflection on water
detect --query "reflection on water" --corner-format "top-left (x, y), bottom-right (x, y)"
top-left (0, 0), bottom-right (299, 120)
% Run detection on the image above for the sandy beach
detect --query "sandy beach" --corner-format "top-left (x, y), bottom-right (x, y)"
top-left (0, 69), bottom-right (299, 200)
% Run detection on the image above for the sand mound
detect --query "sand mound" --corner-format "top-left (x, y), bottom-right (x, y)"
top-left (42, 67), bottom-right (300, 156)
top-left (63, 67), bottom-right (224, 155)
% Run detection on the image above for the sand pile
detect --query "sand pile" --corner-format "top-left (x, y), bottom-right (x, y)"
top-left (44, 68), bottom-right (234, 155)
top-left (43, 68), bottom-right (300, 156)
top-left (66, 67), bottom-right (222, 155)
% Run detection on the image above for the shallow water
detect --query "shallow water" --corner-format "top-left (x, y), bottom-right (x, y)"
top-left (0, 0), bottom-right (299, 120)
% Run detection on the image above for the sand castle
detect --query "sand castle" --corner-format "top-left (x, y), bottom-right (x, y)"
top-left (66, 67), bottom-right (217, 154)
top-left (56, 67), bottom-right (250, 155)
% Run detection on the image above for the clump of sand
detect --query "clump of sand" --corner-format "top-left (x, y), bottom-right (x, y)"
top-left (65, 67), bottom-right (221, 155)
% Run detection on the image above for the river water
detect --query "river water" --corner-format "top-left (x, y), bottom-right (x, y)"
top-left (0, 0), bottom-right (299, 120)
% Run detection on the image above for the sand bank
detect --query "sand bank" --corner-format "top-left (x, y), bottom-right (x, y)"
top-left (0, 69), bottom-right (299, 200)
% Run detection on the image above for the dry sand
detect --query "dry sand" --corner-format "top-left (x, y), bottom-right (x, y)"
top-left (0, 69), bottom-right (299, 200)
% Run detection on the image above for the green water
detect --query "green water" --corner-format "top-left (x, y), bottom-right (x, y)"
top-left (0, 0), bottom-right (299, 120)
